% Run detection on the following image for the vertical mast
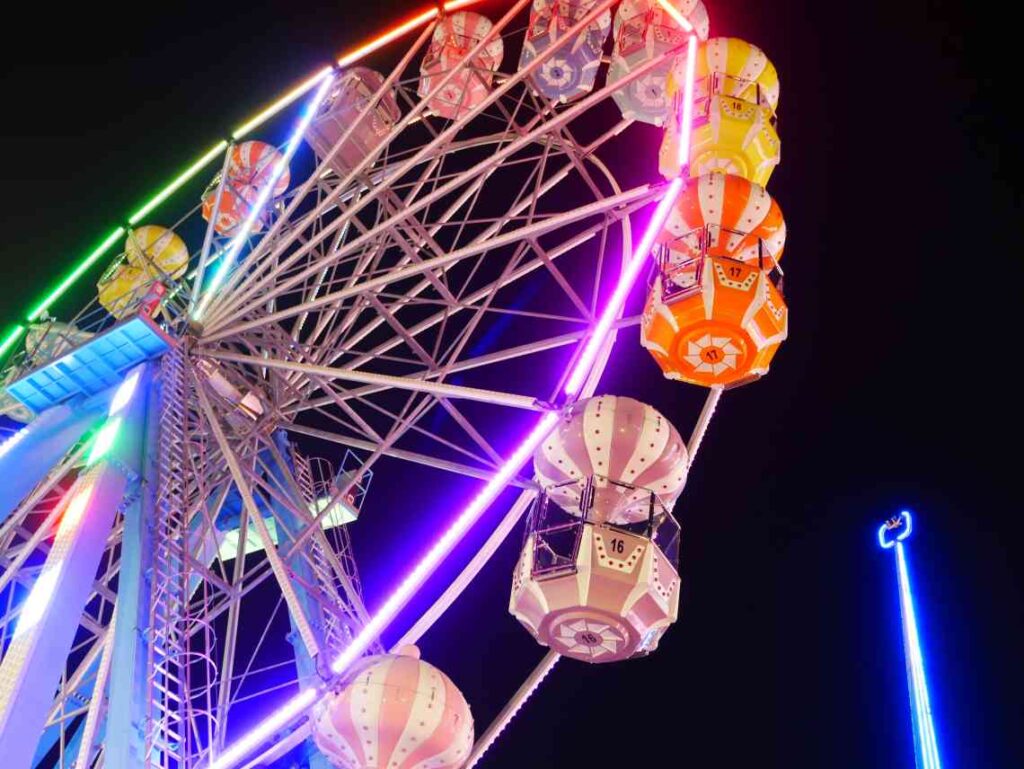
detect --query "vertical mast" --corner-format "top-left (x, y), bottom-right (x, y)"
top-left (879, 512), bottom-right (942, 769)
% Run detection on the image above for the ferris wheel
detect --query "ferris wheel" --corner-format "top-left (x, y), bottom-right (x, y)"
top-left (0, 1), bottom-right (788, 768)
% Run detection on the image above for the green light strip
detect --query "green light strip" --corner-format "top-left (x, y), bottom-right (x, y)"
top-left (231, 66), bottom-right (334, 140)
top-left (26, 227), bottom-right (126, 322)
top-left (128, 140), bottom-right (229, 225)
top-left (3, 6), bottom-right (447, 351)
top-left (0, 325), bottom-right (26, 361)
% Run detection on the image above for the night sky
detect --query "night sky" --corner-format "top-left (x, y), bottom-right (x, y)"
top-left (2, 1), bottom-right (1021, 767)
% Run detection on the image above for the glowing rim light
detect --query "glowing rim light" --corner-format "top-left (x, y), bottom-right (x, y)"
top-left (676, 35), bottom-right (698, 167)
top-left (2, 1), bottom-right (487, 346)
top-left (193, 73), bottom-right (336, 321)
top-left (232, 67), bottom-right (335, 140)
top-left (26, 227), bottom-right (126, 322)
top-left (336, 0), bottom-right (481, 66)
top-left (331, 411), bottom-right (560, 673)
top-left (128, 142), bottom-right (230, 224)
top-left (892, 536), bottom-right (943, 769)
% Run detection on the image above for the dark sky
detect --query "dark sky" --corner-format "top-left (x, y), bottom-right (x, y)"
top-left (2, 1), bottom-right (1021, 767)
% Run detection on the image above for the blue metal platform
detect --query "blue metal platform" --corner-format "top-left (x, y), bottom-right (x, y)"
top-left (4, 314), bottom-right (173, 414)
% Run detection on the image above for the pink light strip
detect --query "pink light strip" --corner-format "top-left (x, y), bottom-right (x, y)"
top-left (676, 35), bottom-right (698, 168)
top-left (331, 411), bottom-right (560, 673)
top-left (654, 0), bottom-right (694, 32)
top-left (208, 23), bottom-right (701, 769)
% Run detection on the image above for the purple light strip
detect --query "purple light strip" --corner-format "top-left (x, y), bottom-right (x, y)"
top-left (563, 177), bottom-right (682, 397)
top-left (331, 411), bottom-right (559, 673)
top-left (465, 29), bottom-right (699, 766)
top-left (208, 26), bottom-right (700, 769)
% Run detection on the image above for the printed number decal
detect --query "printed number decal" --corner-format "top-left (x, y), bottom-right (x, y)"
top-left (610, 538), bottom-right (625, 554)
top-left (728, 265), bottom-right (743, 278)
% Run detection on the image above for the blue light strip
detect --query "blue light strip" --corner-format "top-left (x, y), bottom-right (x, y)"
top-left (192, 70), bottom-right (335, 321)
top-left (893, 537), bottom-right (942, 769)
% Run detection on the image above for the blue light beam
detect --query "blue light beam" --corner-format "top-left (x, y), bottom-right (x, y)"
top-left (883, 512), bottom-right (942, 769)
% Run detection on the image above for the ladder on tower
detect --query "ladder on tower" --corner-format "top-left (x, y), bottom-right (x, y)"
top-left (145, 347), bottom-right (190, 767)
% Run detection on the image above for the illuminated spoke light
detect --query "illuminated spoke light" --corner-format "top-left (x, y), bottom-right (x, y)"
top-left (193, 74), bottom-right (336, 321)
top-left (880, 512), bottom-right (942, 769)
top-left (231, 68), bottom-right (334, 140)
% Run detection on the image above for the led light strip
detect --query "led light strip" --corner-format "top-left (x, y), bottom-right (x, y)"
top-left (0, 0), bottom-right (484, 360)
top-left (675, 35), bottom-right (698, 168)
top-left (0, 325), bottom-right (25, 362)
top-left (895, 539), bottom-right (942, 769)
top-left (26, 227), bottom-right (126, 322)
top-left (207, 14), bottom-right (701, 768)
top-left (230, 67), bottom-right (335, 141)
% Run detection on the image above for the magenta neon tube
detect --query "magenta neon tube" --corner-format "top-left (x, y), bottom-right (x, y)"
top-left (207, 25), bottom-right (700, 769)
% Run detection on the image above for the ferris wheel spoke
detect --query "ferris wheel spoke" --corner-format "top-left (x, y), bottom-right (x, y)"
top-left (200, 181), bottom-right (656, 344)
top-left (277, 315), bottom-right (641, 421)
top-left (305, 206), bottom-right (642, 383)
top-left (375, 291), bottom-right (587, 325)
top-left (202, 20), bottom-right (664, 331)
top-left (301, 382), bottom-right (501, 472)
top-left (204, 350), bottom-right (551, 413)
top-left (288, 167), bottom-right (546, 369)
top-left (225, 133), bottom-right (591, 355)
top-left (284, 422), bottom-right (533, 490)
